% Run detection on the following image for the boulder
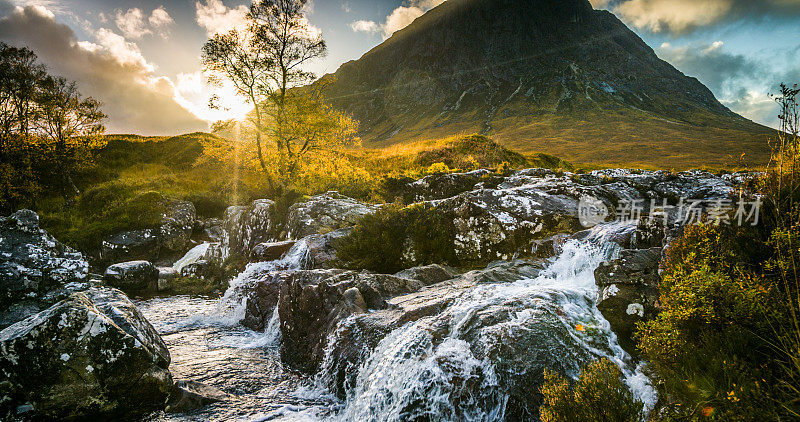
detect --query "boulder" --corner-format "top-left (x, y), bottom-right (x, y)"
top-left (103, 261), bottom-right (159, 293)
top-left (179, 260), bottom-right (218, 281)
top-left (286, 192), bottom-right (378, 239)
top-left (156, 267), bottom-right (179, 292)
top-left (388, 169), bottom-right (495, 202)
top-left (594, 248), bottom-right (662, 353)
top-left (0, 287), bottom-right (172, 419)
top-left (100, 200), bottom-right (197, 266)
top-left (250, 240), bottom-right (296, 262)
top-left (221, 199), bottom-right (276, 260)
top-left (159, 200), bottom-right (197, 254)
top-left (298, 228), bottom-right (351, 269)
top-left (0, 210), bottom-right (90, 329)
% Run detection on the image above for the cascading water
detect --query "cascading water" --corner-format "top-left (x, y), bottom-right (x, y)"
top-left (139, 222), bottom-right (657, 421)
top-left (307, 222), bottom-right (657, 421)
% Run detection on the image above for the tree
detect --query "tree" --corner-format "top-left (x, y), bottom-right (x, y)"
top-left (0, 43), bottom-right (46, 153)
top-left (202, 0), bottom-right (347, 180)
top-left (248, 0), bottom-right (326, 168)
top-left (202, 28), bottom-right (272, 171)
top-left (279, 82), bottom-right (359, 173)
top-left (35, 75), bottom-right (106, 199)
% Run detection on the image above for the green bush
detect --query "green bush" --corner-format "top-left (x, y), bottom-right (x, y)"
top-left (336, 202), bottom-right (457, 273)
top-left (539, 359), bottom-right (644, 422)
top-left (636, 224), bottom-right (788, 420)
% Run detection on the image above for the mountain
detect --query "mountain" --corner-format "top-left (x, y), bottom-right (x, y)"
top-left (318, 0), bottom-right (774, 169)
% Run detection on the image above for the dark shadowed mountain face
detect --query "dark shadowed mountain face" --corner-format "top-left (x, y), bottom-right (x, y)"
top-left (319, 0), bottom-right (774, 169)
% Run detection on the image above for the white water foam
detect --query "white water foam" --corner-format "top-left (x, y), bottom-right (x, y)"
top-left (307, 221), bottom-right (656, 421)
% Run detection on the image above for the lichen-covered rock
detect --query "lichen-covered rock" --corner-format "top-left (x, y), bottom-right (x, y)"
top-left (0, 210), bottom-right (90, 329)
top-left (286, 192), bottom-right (378, 239)
top-left (389, 170), bottom-right (496, 202)
top-left (103, 261), bottom-right (159, 293)
top-left (432, 186), bottom-right (584, 263)
top-left (179, 260), bottom-right (218, 281)
top-left (221, 199), bottom-right (276, 260)
top-left (594, 248), bottom-right (662, 353)
top-left (0, 287), bottom-right (172, 419)
top-left (297, 228), bottom-right (351, 269)
top-left (100, 200), bottom-right (197, 266)
top-left (159, 200), bottom-right (197, 254)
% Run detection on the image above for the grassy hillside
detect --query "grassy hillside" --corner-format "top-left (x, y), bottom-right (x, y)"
top-left (37, 132), bottom-right (563, 253)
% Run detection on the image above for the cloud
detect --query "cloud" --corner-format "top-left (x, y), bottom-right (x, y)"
top-left (607, 0), bottom-right (800, 34)
top-left (149, 6), bottom-right (174, 36)
top-left (349, 19), bottom-right (379, 33)
top-left (657, 41), bottom-right (761, 93)
top-left (195, 0), bottom-right (249, 36)
top-left (350, 0), bottom-right (447, 38)
top-left (115, 6), bottom-right (174, 39)
top-left (0, 2), bottom-right (207, 135)
top-left (657, 40), bottom-right (800, 128)
top-left (115, 8), bottom-right (150, 39)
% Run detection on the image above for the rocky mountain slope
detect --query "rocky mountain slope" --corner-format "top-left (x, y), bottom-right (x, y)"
top-left (318, 0), bottom-right (774, 168)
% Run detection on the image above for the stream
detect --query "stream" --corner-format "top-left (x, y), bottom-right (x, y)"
top-left (138, 223), bottom-right (656, 421)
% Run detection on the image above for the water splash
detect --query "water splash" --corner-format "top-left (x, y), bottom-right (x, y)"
top-left (319, 223), bottom-right (656, 421)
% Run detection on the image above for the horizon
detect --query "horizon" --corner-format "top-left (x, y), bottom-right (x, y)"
top-left (0, 0), bottom-right (798, 135)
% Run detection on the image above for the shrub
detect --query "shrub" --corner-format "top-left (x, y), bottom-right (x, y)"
top-left (336, 202), bottom-right (457, 273)
top-left (636, 224), bottom-right (788, 420)
top-left (426, 162), bottom-right (451, 175)
top-left (539, 359), bottom-right (644, 422)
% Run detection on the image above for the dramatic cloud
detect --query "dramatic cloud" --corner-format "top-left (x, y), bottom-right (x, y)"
top-left (658, 41), bottom-right (762, 93)
top-left (605, 0), bottom-right (800, 34)
top-left (0, 2), bottom-right (207, 135)
top-left (195, 0), bottom-right (249, 36)
top-left (658, 40), bottom-right (800, 128)
top-left (350, 0), bottom-right (446, 38)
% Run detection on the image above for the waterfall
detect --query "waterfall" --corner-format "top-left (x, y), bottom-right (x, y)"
top-left (315, 222), bottom-right (656, 421)
top-left (172, 242), bottom-right (211, 273)
top-left (215, 239), bottom-right (311, 324)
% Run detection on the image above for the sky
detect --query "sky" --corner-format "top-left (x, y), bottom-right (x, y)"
top-left (0, 0), bottom-right (798, 135)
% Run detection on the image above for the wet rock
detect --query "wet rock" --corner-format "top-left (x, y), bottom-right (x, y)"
top-left (594, 248), bottom-right (662, 353)
top-left (394, 264), bottom-right (458, 286)
top-left (0, 287), bottom-right (172, 419)
top-left (166, 380), bottom-right (227, 413)
top-left (0, 210), bottom-right (90, 329)
top-left (100, 229), bottom-right (160, 266)
top-left (286, 192), bottom-right (378, 239)
top-left (197, 218), bottom-right (223, 242)
top-left (298, 228), bottom-right (352, 269)
top-left (221, 199), bottom-right (276, 260)
top-left (250, 240), bottom-right (296, 262)
top-left (104, 261), bottom-right (159, 293)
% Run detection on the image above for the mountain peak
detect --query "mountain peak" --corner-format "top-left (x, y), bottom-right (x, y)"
top-left (319, 0), bottom-right (772, 169)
